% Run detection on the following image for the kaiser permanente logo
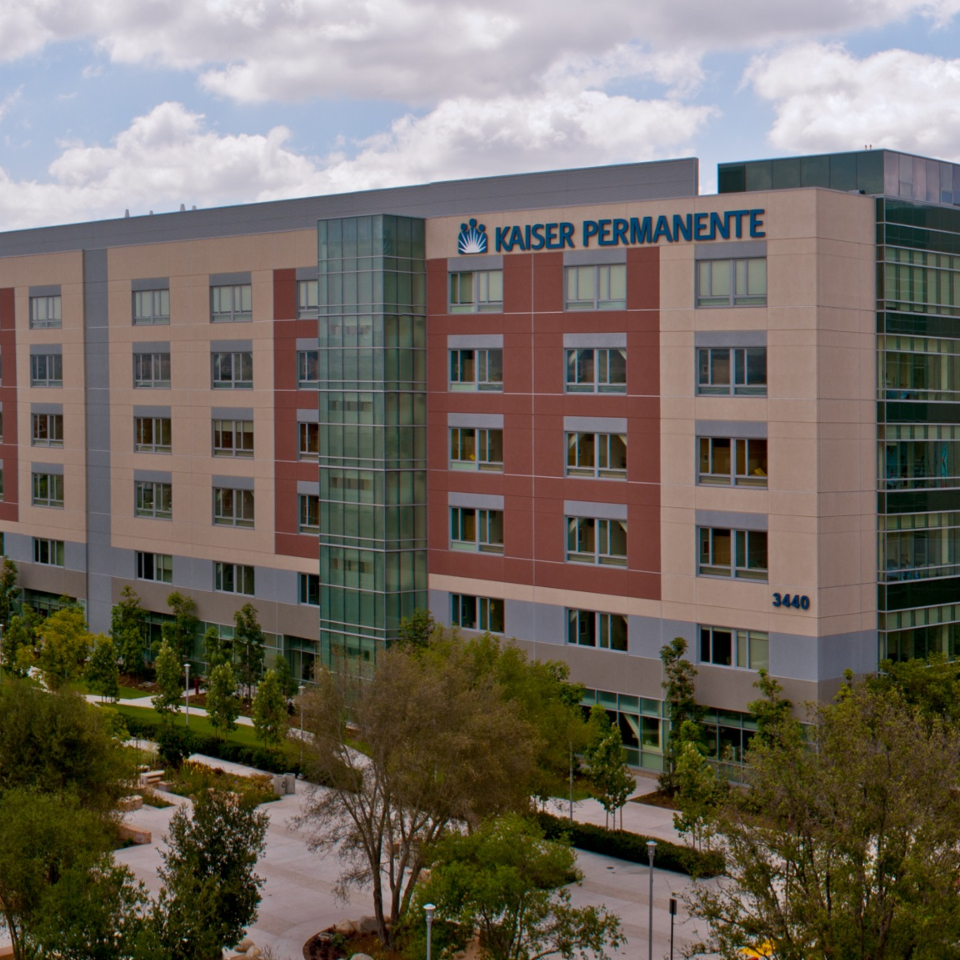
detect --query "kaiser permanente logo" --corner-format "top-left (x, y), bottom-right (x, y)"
top-left (457, 208), bottom-right (765, 254)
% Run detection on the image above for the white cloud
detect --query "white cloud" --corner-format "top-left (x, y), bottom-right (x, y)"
top-left (745, 43), bottom-right (960, 157)
top-left (0, 88), bottom-right (22, 123)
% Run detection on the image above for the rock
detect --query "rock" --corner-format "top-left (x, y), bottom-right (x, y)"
top-left (117, 823), bottom-right (152, 845)
top-left (247, 948), bottom-right (261, 958)
top-left (118, 795), bottom-right (143, 812)
top-left (235, 938), bottom-right (253, 953)
top-left (334, 920), bottom-right (357, 935)
top-left (357, 916), bottom-right (378, 935)
top-left (350, 954), bottom-right (375, 960)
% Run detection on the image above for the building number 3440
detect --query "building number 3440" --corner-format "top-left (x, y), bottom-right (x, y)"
top-left (772, 593), bottom-right (811, 610)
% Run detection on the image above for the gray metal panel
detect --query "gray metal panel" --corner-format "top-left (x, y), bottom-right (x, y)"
top-left (296, 337), bottom-right (320, 351)
top-left (64, 540), bottom-right (86, 572)
top-left (428, 589), bottom-right (451, 626)
top-left (695, 509), bottom-right (767, 531)
top-left (171, 556), bottom-right (214, 593)
top-left (132, 340), bottom-right (170, 353)
top-left (563, 248), bottom-right (627, 266)
top-left (30, 402), bottom-right (62, 415)
top-left (212, 474), bottom-right (255, 491)
top-left (211, 339), bottom-right (253, 352)
top-left (446, 254), bottom-right (503, 271)
top-left (769, 631), bottom-right (819, 682)
top-left (297, 408), bottom-right (320, 424)
top-left (212, 407), bottom-right (253, 420)
top-left (3, 533), bottom-right (32, 563)
top-left (131, 277), bottom-right (169, 291)
top-left (695, 240), bottom-right (767, 260)
top-left (696, 419), bottom-right (767, 439)
top-left (134, 405), bottom-right (171, 418)
top-left (257, 567), bottom-right (300, 606)
top-left (209, 271), bottom-right (252, 286)
top-left (448, 491), bottom-right (504, 510)
top-left (297, 480), bottom-right (321, 497)
top-left (29, 343), bottom-right (61, 356)
top-left (564, 415), bottom-right (627, 433)
top-left (695, 330), bottom-right (766, 348)
top-left (447, 333), bottom-right (503, 349)
top-left (29, 284), bottom-right (61, 297)
top-left (818, 629), bottom-right (878, 681)
top-left (564, 499), bottom-right (628, 521)
top-left (296, 266), bottom-right (319, 281)
top-left (134, 469), bottom-right (172, 483)
top-left (31, 461), bottom-right (64, 475)
top-left (447, 412), bottom-right (503, 429)
top-left (563, 332), bottom-right (627, 348)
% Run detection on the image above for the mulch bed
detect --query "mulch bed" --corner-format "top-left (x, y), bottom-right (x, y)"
top-left (303, 929), bottom-right (404, 960)
top-left (630, 789), bottom-right (680, 810)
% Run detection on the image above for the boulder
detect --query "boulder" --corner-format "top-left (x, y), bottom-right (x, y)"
top-left (334, 919), bottom-right (357, 935)
top-left (117, 823), bottom-right (152, 845)
top-left (235, 938), bottom-right (253, 953)
top-left (357, 916), bottom-right (378, 935)
top-left (350, 954), bottom-right (376, 960)
top-left (118, 795), bottom-right (143, 812)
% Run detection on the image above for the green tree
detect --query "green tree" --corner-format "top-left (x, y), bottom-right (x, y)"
top-left (206, 662), bottom-right (240, 740)
top-left (87, 633), bottom-right (120, 703)
top-left (152, 640), bottom-right (182, 719)
top-left (233, 603), bottom-right (265, 697)
top-left (409, 813), bottom-right (625, 960)
top-left (2, 605), bottom-right (40, 677)
top-left (33, 605), bottom-right (90, 691)
top-left (396, 608), bottom-right (437, 650)
top-left (865, 653), bottom-right (960, 725)
top-left (161, 591), bottom-right (199, 662)
top-left (251, 668), bottom-right (287, 747)
top-left (203, 625), bottom-right (229, 671)
top-left (671, 721), bottom-right (727, 856)
top-left (685, 680), bottom-right (960, 960)
top-left (747, 668), bottom-right (798, 748)
top-left (154, 788), bottom-right (269, 960)
top-left (0, 556), bottom-right (20, 630)
top-left (110, 585), bottom-right (147, 678)
top-left (273, 651), bottom-right (294, 698)
top-left (583, 711), bottom-right (635, 830)
top-left (659, 636), bottom-right (701, 795)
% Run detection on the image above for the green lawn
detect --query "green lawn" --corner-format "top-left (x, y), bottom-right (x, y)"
top-left (72, 679), bottom-right (151, 700)
top-left (114, 702), bottom-right (263, 748)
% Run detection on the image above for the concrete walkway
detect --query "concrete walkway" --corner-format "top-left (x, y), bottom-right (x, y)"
top-left (84, 689), bottom-right (256, 727)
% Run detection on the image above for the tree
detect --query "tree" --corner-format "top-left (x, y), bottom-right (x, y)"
top-left (273, 651), bottom-right (294, 699)
top-left (152, 640), bottom-right (182, 719)
top-left (204, 625), bottom-right (229, 671)
top-left (206, 662), bottom-right (240, 740)
top-left (747, 669), bottom-right (798, 748)
top-left (0, 556), bottom-right (20, 630)
top-left (251, 668), bottom-right (287, 747)
top-left (866, 653), bottom-right (960, 726)
top-left (87, 633), bottom-right (120, 702)
top-left (154, 788), bottom-right (269, 960)
top-left (583, 708), bottom-right (635, 830)
top-left (297, 642), bottom-right (538, 947)
top-left (35, 605), bottom-right (91, 691)
top-left (659, 636), bottom-right (701, 795)
top-left (233, 603), bottom-right (265, 697)
top-left (685, 680), bottom-right (960, 960)
top-left (409, 813), bottom-right (625, 960)
top-left (1, 605), bottom-right (40, 677)
top-left (396, 608), bottom-right (437, 650)
top-left (161, 591), bottom-right (199, 662)
top-left (671, 721), bottom-right (727, 856)
top-left (111, 586), bottom-right (147, 678)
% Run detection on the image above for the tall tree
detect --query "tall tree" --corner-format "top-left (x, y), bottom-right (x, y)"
top-left (110, 585), bottom-right (147, 678)
top-left (203, 625), bottom-right (229, 671)
top-left (0, 556), bottom-right (20, 630)
top-left (162, 591), bottom-right (199, 662)
top-left (251, 668), bottom-right (287, 747)
top-left (35, 605), bottom-right (91, 691)
top-left (1, 605), bottom-right (40, 677)
top-left (273, 651), bottom-right (295, 699)
top-left (233, 603), bottom-right (265, 697)
top-left (152, 640), bottom-right (182, 719)
top-left (87, 633), bottom-right (120, 703)
top-left (206, 662), bottom-right (240, 740)
top-left (583, 709), bottom-right (635, 830)
top-left (659, 636), bottom-right (701, 795)
top-left (747, 668), bottom-right (798, 748)
top-left (396, 608), bottom-right (437, 650)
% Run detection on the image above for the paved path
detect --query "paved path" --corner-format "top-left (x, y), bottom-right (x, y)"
top-left (85, 689), bottom-right (256, 727)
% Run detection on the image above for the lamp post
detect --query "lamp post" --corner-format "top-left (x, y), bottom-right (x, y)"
top-left (424, 903), bottom-right (436, 960)
top-left (184, 662), bottom-right (191, 728)
top-left (647, 840), bottom-right (657, 960)
top-left (569, 742), bottom-right (574, 823)
top-left (669, 896), bottom-right (677, 960)
top-left (0, 622), bottom-right (4, 684)
top-left (298, 683), bottom-right (306, 765)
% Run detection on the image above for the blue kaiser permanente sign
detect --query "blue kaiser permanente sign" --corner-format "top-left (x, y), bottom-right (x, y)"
top-left (457, 209), bottom-right (766, 254)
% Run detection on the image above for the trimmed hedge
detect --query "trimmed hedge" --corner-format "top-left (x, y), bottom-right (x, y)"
top-left (536, 811), bottom-right (724, 878)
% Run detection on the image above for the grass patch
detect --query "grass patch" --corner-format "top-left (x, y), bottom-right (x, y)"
top-left (70, 679), bottom-right (152, 700)
top-left (165, 760), bottom-right (277, 806)
top-left (140, 790), bottom-right (174, 809)
top-left (114, 703), bottom-right (262, 748)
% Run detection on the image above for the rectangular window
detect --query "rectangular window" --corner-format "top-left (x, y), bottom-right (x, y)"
top-left (697, 347), bottom-right (766, 396)
top-left (565, 264), bottom-right (626, 310)
top-left (215, 562), bottom-right (255, 595)
top-left (566, 516), bottom-right (628, 566)
top-left (567, 609), bottom-right (629, 651)
top-left (565, 347), bottom-right (626, 393)
top-left (0, 469), bottom-right (5, 502)
top-left (213, 487), bottom-right (255, 527)
top-left (32, 472), bottom-right (64, 508)
top-left (566, 432), bottom-right (627, 479)
top-left (299, 572), bottom-right (320, 606)
top-left (132, 289), bottom-right (170, 325)
top-left (698, 437), bottom-right (767, 487)
top-left (135, 480), bottom-right (172, 520)
top-left (212, 352), bottom-right (253, 389)
top-left (699, 625), bottom-right (769, 671)
top-left (133, 352), bottom-right (171, 389)
top-left (449, 270), bottom-right (503, 313)
top-left (697, 258), bottom-right (767, 307)
top-left (210, 284), bottom-right (252, 322)
top-left (450, 427), bottom-right (503, 471)
top-left (31, 413), bottom-right (63, 447)
top-left (698, 527), bottom-right (768, 581)
top-left (298, 494), bottom-right (320, 534)
top-left (135, 417), bottom-right (172, 454)
top-left (30, 354), bottom-right (62, 387)
top-left (297, 279), bottom-right (319, 318)
top-left (299, 422), bottom-right (319, 461)
top-left (297, 350), bottom-right (319, 387)
top-left (33, 538), bottom-right (64, 566)
top-left (451, 594), bottom-right (505, 633)
top-left (136, 551), bottom-right (173, 583)
top-left (449, 348), bottom-right (503, 392)
top-left (30, 295), bottom-right (61, 329)
top-left (212, 420), bottom-right (253, 458)
top-left (450, 507), bottom-right (504, 554)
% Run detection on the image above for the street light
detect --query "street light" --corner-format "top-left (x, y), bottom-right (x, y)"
top-left (424, 903), bottom-right (436, 960)
top-left (298, 683), bottom-right (306, 766)
top-left (0, 622), bottom-right (4, 685)
top-left (647, 840), bottom-right (657, 960)
top-left (184, 663), bottom-right (191, 728)
top-left (669, 896), bottom-right (677, 960)
top-left (569, 742), bottom-right (574, 823)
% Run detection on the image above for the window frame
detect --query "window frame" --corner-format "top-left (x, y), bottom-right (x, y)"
top-left (449, 270), bottom-right (504, 313)
top-left (136, 551), bottom-right (173, 583)
top-left (698, 436), bottom-right (768, 487)
top-left (298, 493), bottom-right (320, 534)
top-left (697, 346), bottom-right (767, 396)
top-left (449, 347), bottom-right (503, 392)
top-left (213, 486), bottom-right (255, 528)
top-left (210, 283), bottom-right (252, 323)
top-left (33, 537), bottom-right (64, 567)
top-left (212, 419), bottom-right (254, 458)
top-left (697, 527), bottom-right (768, 581)
top-left (297, 350), bottom-right (319, 387)
top-left (451, 593), bottom-right (505, 633)
top-left (567, 608), bottom-right (629, 651)
top-left (133, 352), bottom-right (171, 389)
top-left (699, 625), bottom-right (769, 671)
top-left (299, 572), bottom-right (320, 606)
top-left (211, 351), bottom-right (253, 389)
top-left (132, 289), bottom-right (170, 325)
top-left (29, 295), bottom-right (62, 329)
top-left (564, 263), bottom-right (627, 311)
top-left (696, 257), bottom-right (767, 308)
top-left (31, 413), bottom-right (63, 448)
top-left (450, 427), bottom-right (504, 472)
top-left (565, 515), bottom-right (628, 567)
top-left (299, 422), bottom-right (319, 461)
top-left (297, 279), bottom-right (319, 319)
top-left (134, 480), bottom-right (172, 520)
top-left (30, 353), bottom-right (63, 388)
top-left (31, 472), bottom-right (64, 508)
top-left (565, 432), bottom-right (628, 479)
top-left (215, 561), bottom-right (255, 595)
top-left (564, 347), bottom-right (627, 394)
top-left (134, 417), bottom-right (172, 454)
top-left (450, 506), bottom-right (504, 554)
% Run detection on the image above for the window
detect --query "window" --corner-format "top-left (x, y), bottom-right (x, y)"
top-left (698, 437), bottom-right (767, 487)
top-left (566, 433), bottom-right (627, 478)
top-left (135, 417), bottom-right (171, 454)
top-left (299, 572), bottom-right (320, 606)
top-left (213, 486), bottom-right (255, 527)
top-left (30, 295), bottom-right (61, 328)
top-left (449, 348), bottom-right (502, 391)
top-left (133, 352), bottom-right (171, 389)
top-left (215, 562), bottom-right (255, 595)
top-left (567, 609), bottom-right (628, 651)
top-left (297, 350), bottom-right (319, 387)
top-left (697, 347), bottom-right (766, 396)
top-left (299, 494), bottom-right (320, 534)
top-left (213, 420), bottom-right (253, 458)
top-left (449, 270), bottom-right (503, 313)
top-left (33, 538), bottom-right (64, 566)
top-left (133, 289), bottom-right (170, 325)
top-left (450, 507), bottom-right (504, 554)
top-left (698, 527), bottom-right (768, 580)
top-left (135, 480), bottom-right (172, 519)
top-left (30, 354), bottom-right (62, 387)
top-left (565, 347), bottom-right (626, 393)
top-left (31, 413), bottom-right (63, 447)
top-left (450, 427), bottom-right (503, 471)
top-left (700, 625), bottom-right (769, 671)
top-left (32, 472), bottom-right (63, 508)
top-left (566, 516), bottom-right (628, 566)
top-left (297, 279), bottom-right (319, 318)
top-left (697, 258), bottom-right (766, 307)
top-left (565, 264), bottom-right (626, 310)
top-left (212, 352), bottom-right (253, 389)
top-left (137, 551), bottom-right (172, 583)
top-left (0, 469), bottom-right (4, 501)
top-left (451, 594), bottom-right (505, 633)
top-left (299, 422), bottom-right (319, 461)
top-left (210, 284), bottom-right (252, 322)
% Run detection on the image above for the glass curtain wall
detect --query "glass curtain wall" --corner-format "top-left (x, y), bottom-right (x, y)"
top-left (317, 215), bottom-right (428, 679)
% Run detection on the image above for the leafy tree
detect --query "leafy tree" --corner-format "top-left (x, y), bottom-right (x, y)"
top-left (747, 668), bottom-right (798, 748)
top-left (671, 721), bottom-right (727, 856)
top-left (87, 633), bottom-right (120, 702)
top-left (234, 603), bottom-right (265, 697)
top-left (152, 640), bottom-right (182, 719)
top-left (685, 680), bottom-right (960, 960)
top-left (659, 636), bottom-right (701, 795)
top-left (111, 586), bottom-right (147, 678)
top-left (203, 625), bottom-right (229, 671)
top-left (409, 813), bottom-right (625, 960)
top-left (397, 608), bottom-right (437, 650)
top-left (583, 708), bottom-right (635, 830)
top-left (206, 662), bottom-right (240, 740)
top-left (161, 591), bottom-right (199, 662)
top-left (251, 668), bottom-right (287, 747)
top-left (1, 605), bottom-right (40, 677)
top-left (273, 651), bottom-right (295, 698)
top-left (866, 653), bottom-right (960, 726)
top-left (154, 788), bottom-right (269, 960)
top-left (35, 605), bottom-right (91, 691)
top-left (0, 556), bottom-right (20, 630)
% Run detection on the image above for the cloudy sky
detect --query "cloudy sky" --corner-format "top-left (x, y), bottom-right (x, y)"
top-left (1, 0), bottom-right (960, 229)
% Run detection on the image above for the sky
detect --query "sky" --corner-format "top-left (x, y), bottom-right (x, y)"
top-left (2, 0), bottom-right (960, 229)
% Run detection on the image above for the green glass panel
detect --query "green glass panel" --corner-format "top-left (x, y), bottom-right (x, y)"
top-left (717, 164), bottom-right (746, 194)
top-left (829, 153), bottom-right (858, 193)
top-left (771, 157), bottom-right (800, 189)
top-left (801, 155), bottom-right (830, 187)
top-left (745, 161), bottom-right (772, 191)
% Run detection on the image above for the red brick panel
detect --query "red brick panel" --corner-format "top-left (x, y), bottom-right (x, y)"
top-left (273, 268), bottom-right (297, 321)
